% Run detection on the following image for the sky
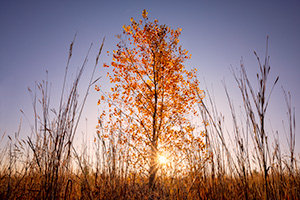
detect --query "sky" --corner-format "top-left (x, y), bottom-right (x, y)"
top-left (0, 0), bottom-right (300, 155)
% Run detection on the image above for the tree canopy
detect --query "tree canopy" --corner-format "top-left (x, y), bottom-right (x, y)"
top-left (96, 9), bottom-right (206, 189)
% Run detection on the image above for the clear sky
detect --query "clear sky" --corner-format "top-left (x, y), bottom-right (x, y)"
top-left (1, 0), bottom-right (299, 154)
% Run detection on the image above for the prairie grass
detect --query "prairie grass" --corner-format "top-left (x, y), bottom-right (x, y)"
top-left (0, 38), bottom-right (299, 199)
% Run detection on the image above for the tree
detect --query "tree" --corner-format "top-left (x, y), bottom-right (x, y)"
top-left (96, 9), bottom-right (206, 191)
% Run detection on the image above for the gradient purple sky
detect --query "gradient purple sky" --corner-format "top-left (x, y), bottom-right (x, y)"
top-left (1, 1), bottom-right (300, 154)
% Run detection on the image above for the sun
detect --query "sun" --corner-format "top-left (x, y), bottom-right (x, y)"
top-left (157, 154), bottom-right (168, 165)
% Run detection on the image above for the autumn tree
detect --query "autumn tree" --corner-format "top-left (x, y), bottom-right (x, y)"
top-left (96, 9), bottom-right (206, 191)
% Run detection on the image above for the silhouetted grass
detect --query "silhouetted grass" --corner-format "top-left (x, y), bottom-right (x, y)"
top-left (0, 38), bottom-right (299, 199)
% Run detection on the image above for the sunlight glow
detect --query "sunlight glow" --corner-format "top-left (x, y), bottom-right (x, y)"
top-left (157, 154), bottom-right (168, 165)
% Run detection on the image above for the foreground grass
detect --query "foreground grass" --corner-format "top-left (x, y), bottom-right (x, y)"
top-left (0, 163), bottom-right (299, 199)
top-left (0, 38), bottom-right (299, 199)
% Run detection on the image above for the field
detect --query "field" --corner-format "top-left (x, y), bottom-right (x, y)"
top-left (1, 36), bottom-right (299, 200)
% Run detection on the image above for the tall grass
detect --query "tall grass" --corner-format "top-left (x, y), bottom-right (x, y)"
top-left (0, 38), bottom-right (299, 199)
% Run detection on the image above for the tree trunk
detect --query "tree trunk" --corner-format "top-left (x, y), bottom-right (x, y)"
top-left (149, 142), bottom-right (158, 198)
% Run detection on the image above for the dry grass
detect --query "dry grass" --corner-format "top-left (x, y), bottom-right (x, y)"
top-left (0, 38), bottom-right (299, 199)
